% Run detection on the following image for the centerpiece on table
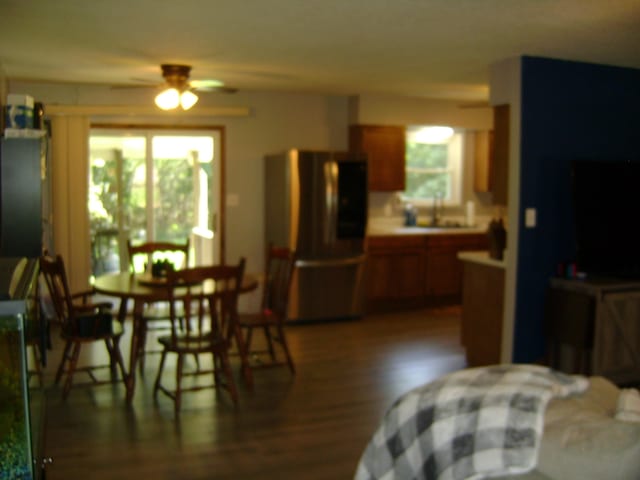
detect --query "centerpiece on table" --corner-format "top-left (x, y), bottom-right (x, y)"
top-left (150, 259), bottom-right (175, 278)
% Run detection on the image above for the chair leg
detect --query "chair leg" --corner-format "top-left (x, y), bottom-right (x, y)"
top-left (218, 352), bottom-right (238, 405)
top-left (30, 343), bottom-right (44, 387)
top-left (62, 342), bottom-right (82, 399)
top-left (138, 321), bottom-right (148, 375)
top-left (153, 350), bottom-right (168, 398)
top-left (245, 325), bottom-right (254, 352)
top-left (276, 324), bottom-right (296, 374)
top-left (175, 353), bottom-right (185, 415)
top-left (264, 325), bottom-right (277, 361)
top-left (55, 340), bottom-right (73, 384)
top-left (105, 337), bottom-right (127, 382)
top-left (233, 324), bottom-right (253, 389)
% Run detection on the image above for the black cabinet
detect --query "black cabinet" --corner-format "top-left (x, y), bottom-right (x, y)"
top-left (0, 137), bottom-right (49, 258)
top-left (546, 277), bottom-right (640, 386)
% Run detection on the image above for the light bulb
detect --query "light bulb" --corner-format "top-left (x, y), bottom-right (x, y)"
top-left (180, 90), bottom-right (198, 110)
top-left (155, 88), bottom-right (180, 110)
top-left (411, 126), bottom-right (455, 144)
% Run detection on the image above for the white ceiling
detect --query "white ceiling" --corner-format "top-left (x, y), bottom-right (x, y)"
top-left (1, 0), bottom-right (639, 101)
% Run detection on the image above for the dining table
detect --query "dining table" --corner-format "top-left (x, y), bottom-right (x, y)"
top-left (93, 270), bottom-right (259, 403)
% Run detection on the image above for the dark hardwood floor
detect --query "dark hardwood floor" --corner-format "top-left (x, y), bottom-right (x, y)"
top-left (36, 306), bottom-right (467, 479)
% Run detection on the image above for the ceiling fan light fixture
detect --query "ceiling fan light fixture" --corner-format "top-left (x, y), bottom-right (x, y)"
top-left (155, 88), bottom-right (180, 110)
top-left (180, 90), bottom-right (198, 110)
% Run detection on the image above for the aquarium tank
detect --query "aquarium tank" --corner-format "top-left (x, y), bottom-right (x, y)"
top-left (0, 257), bottom-right (42, 480)
top-left (0, 316), bottom-right (33, 480)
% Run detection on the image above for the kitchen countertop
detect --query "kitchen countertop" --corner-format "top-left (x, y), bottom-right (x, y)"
top-left (457, 250), bottom-right (506, 269)
top-left (367, 225), bottom-right (488, 236)
top-left (367, 216), bottom-right (490, 237)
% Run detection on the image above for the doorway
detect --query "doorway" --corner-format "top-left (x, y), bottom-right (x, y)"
top-left (88, 127), bottom-right (223, 277)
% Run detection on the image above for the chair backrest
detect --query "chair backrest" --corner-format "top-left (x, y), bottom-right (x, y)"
top-left (40, 254), bottom-right (75, 331)
top-left (164, 258), bottom-right (246, 344)
top-left (127, 240), bottom-right (190, 274)
top-left (262, 245), bottom-right (296, 319)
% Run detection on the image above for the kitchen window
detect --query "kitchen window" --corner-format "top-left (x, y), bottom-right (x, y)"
top-left (403, 126), bottom-right (463, 206)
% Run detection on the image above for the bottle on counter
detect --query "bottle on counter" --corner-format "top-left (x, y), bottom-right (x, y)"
top-left (403, 203), bottom-right (417, 226)
top-left (487, 217), bottom-right (507, 260)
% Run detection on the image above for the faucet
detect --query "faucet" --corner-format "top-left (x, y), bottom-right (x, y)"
top-left (431, 192), bottom-right (443, 226)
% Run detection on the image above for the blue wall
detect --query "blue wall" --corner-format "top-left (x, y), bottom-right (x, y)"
top-left (512, 56), bottom-right (640, 362)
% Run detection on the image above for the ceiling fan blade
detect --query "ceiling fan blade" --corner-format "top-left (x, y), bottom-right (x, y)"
top-left (111, 84), bottom-right (158, 90)
top-left (193, 85), bottom-right (238, 94)
top-left (110, 64), bottom-right (239, 94)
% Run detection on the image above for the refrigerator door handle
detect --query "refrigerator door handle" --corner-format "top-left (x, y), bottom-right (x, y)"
top-left (323, 160), bottom-right (338, 246)
top-left (296, 254), bottom-right (366, 268)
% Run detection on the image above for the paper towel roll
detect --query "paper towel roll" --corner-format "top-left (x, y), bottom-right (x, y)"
top-left (465, 201), bottom-right (475, 227)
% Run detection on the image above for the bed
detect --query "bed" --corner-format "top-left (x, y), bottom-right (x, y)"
top-left (355, 364), bottom-right (640, 480)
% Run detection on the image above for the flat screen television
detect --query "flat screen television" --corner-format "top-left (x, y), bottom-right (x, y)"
top-left (571, 159), bottom-right (640, 279)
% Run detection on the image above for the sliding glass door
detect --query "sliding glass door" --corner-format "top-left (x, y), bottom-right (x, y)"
top-left (88, 129), bottom-right (220, 276)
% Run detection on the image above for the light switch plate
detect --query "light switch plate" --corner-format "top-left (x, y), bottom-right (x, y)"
top-left (525, 208), bottom-right (536, 228)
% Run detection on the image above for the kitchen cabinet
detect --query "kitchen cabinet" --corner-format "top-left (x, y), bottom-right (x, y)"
top-left (424, 233), bottom-right (489, 302)
top-left (366, 235), bottom-right (424, 311)
top-left (365, 232), bottom-right (488, 312)
top-left (349, 125), bottom-right (405, 192)
top-left (459, 252), bottom-right (505, 367)
top-left (472, 104), bottom-right (509, 206)
top-left (473, 129), bottom-right (493, 192)
top-left (0, 136), bottom-right (49, 258)
top-left (491, 104), bottom-right (510, 205)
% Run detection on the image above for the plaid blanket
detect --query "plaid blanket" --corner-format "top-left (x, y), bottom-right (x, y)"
top-left (354, 364), bottom-right (589, 480)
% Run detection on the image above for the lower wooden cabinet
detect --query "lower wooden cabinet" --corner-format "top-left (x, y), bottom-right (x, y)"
top-left (460, 258), bottom-right (505, 367)
top-left (366, 233), bottom-right (488, 312)
top-left (366, 235), bottom-right (425, 311)
top-left (424, 234), bottom-right (488, 301)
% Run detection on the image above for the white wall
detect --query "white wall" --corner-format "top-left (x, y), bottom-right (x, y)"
top-left (489, 56), bottom-right (522, 363)
top-left (353, 93), bottom-right (493, 128)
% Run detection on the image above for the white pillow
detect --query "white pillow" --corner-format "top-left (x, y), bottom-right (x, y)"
top-left (616, 388), bottom-right (640, 423)
top-left (537, 377), bottom-right (640, 480)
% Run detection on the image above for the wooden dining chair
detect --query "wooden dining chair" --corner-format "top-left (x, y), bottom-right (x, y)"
top-left (127, 239), bottom-right (190, 373)
top-left (153, 258), bottom-right (246, 414)
top-left (237, 245), bottom-right (297, 374)
top-left (40, 254), bottom-right (127, 399)
top-left (25, 298), bottom-right (48, 387)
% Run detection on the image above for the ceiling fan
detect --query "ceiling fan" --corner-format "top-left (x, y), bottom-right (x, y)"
top-left (134, 64), bottom-right (237, 110)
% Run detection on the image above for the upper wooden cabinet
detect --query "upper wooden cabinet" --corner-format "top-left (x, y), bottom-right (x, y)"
top-left (349, 125), bottom-right (405, 192)
top-left (473, 129), bottom-right (493, 193)
top-left (473, 105), bottom-right (510, 205)
top-left (491, 105), bottom-right (510, 206)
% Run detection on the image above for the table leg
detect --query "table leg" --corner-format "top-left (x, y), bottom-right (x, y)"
top-left (126, 299), bottom-right (144, 403)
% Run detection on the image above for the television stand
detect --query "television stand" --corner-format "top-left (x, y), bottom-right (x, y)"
top-left (547, 277), bottom-right (640, 386)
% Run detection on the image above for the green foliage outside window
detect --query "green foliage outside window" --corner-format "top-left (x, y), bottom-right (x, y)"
top-left (89, 153), bottom-right (146, 235)
top-left (154, 157), bottom-right (194, 243)
top-left (404, 142), bottom-right (450, 200)
top-left (89, 153), bottom-right (194, 244)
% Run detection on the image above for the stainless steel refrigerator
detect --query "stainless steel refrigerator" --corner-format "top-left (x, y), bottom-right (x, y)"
top-left (265, 149), bottom-right (368, 322)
